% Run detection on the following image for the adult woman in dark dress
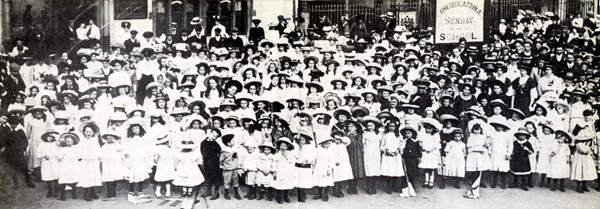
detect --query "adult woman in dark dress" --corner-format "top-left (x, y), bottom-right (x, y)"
top-left (511, 66), bottom-right (537, 116)
top-left (453, 83), bottom-right (477, 116)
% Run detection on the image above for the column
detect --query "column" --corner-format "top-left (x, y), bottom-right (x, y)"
top-left (0, 0), bottom-right (12, 51)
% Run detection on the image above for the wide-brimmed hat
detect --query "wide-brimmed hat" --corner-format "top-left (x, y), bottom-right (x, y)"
top-left (203, 75), bottom-right (221, 89)
top-left (305, 82), bottom-right (324, 92)
top-left (79, 122), bottom-right (101, 135)
top-left (155, 131), bottom-right (170, 144)
top-left (224, 80), bottom-right (243, 92)
top-left (8, 104), bottom-right (27, 115)
top-left (275, 137), bottom-right (295, 150)
top-left (360, 88), bottom-right (378, 98)
top-left (41, 130), bottom-right (60, 142)
top-left (489, 119), bottom-right (510, 130)
top-left (439, 114), bottom-right (458, 124)
top-left (508, 108), bottom-right (526, 119)
top-left (514, 127), bottom-right (531, 138)
top-left (59, 132), bottom-right (80, 145)
top-left (188, 100), bottom-right (206, 111)
top-left (351, 106), bottom-right (370, 118)
top-left (439, 94), bottom-right (454, 104)
top-left (127, 105), bottom-right (146, 118)
top-left (400, 126), bottom-right (417, 137)
top-left (538, 120), bottom-right (555, 133)
top-left (554, 129), bottom-right (572, 143)
top-left (53, 110), bottom-right (70, 121)
top-left (333, 108), bottom-right (352, 120)
top-left (360, 115), bottom-right (381, 127)
top-left (259, 40), bottom-right (275, 48)
top-left (102, 131), bottom-right (122, 140)
top-left (190, 17), bottom-right (202, 25)
top-left (27, 105), bottom-right (49, 114)
top-left (489, 99), bottom-right (508, 112)
top-left (420, 118), bottom-right (442, 131)
top-left (303, 56), bottom-right (319, 65)
top-left (145, 82), bottom-right (163, 91)
top-left (258, 142), bottom-right (277, 153)
top-left (108, 112), bottom-right (128, 122)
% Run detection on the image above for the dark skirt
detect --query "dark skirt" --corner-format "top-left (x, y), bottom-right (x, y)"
top-left (510, 157), bottom-right (531, 175)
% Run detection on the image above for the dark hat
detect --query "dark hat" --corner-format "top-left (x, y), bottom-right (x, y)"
top-left (142, 31), bottom-right (154, 38)
top-left (222, 134), bottom-right (235, 145)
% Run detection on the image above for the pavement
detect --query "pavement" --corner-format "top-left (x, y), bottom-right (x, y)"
top-left (1, 176), bottom-right (599, 209)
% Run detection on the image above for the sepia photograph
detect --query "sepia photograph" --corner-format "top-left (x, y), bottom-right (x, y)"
top-left (0, 0), bottom-right (599, 208)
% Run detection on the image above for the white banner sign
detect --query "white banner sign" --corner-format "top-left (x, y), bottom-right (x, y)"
top-left (435, 0), bottom-right (485, 44)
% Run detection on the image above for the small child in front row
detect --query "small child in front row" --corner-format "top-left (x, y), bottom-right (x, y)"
top-left (331, 131), bottom-right (353, 198)
top-left (314, 138), bottom-right (336, 202)
top-left (57, 133), bottom-right (81, 201)
top-left (418, 120), bottom-right (441, 189)
top-left (509, 127), bottom-right (534, 191)
top-left (219, 134), bottom-right (242, 200)
top-left (256, 142), bottom-right (276, 201)
top-left (100, 132), bottom-right (125, 198)
top-left (441, 128), bottom-right (466, 189)
top-left (173, 139), bottom-right (204, 197)
top-left (38, 130), bottom-right (61, 198)
top-left (153, 132), bottom-right (176, 198)
top-left (241, 140), bottom-right (260, 199)
top-left (547, 130), bottom-right (572, 192)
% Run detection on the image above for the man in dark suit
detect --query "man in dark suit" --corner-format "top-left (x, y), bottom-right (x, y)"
top-left (226, 27), bottom-right (244, 53)
top-left (187, 27), bottom-right (207, 48)
top-left (248, 19), bottom-right (265, 46)
top-left (208, 28), bottom-right (225, 49)
top-left (124, 30), bottom-right (140, 54)
top-left (557, 52), bottom-right (582, 77)
top-left (3, 63), bottom-right (26, 95)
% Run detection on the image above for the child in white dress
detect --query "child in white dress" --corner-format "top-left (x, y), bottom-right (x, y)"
top-left (37, 130), bottom-right (61, 198)
top-left (153, 132), bottom-right (176, 198)
top-left (173, 139), bottom-right (204, 197)
top-left (443, 128), bottom-right (466, 189)
top-left (547, 130), bottom-right (571, 192)
top-left (418, 118), bottom-right (441, 189)
top-left (360, 116), bottom-right (382, 194)
top-left (256, 142), bottom-right (276, 201)
top-left (100, 132), bottom-right (125, 198)
top-left (313, 138), bottom-right (336, 202)
top-left (57, 133), bottom-right (81, 201)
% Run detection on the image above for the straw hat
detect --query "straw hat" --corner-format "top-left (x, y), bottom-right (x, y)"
top-left (59, 132), bottom-right (80, 145)
top-left (155, 131), bottom-right (170, 144)
top-left (275, 137), bottom-right (295, 151)
top-left (102, 131), bottom-right (122, 140)
top-left (258, 142), bottom-right (276, 153)
top-left (489, 118), bottom-right (510, 130)
top-left (514, 127), bottom-right (531, 138)
top-left (41, 130), bottom-right (59, 142)
top-left (400, 126), bottom-right (418, 137)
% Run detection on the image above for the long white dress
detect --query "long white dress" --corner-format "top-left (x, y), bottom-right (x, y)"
top-left (77, 137), bottom-right (103, 188)
top-left (153, 145), bottom-right (176, 182)
top-left (362, 131), bottom-right (382, 176)
top-left (58, 146), bottom-right (81, 184)
top-left (100, 142), bottom-right (125, 182)
top-left (547, 141), bottom-right (570, 179)
top-left (272, 151), bottom-right (297, 190)
top-left (489, 131), bottom-right (512, 172)
top-left (443, 140), bottom-right (466, 177)
top-left (465, 134), bottom-right (491, 172)
top-left (295, 145), bottom-right (316, 189)
top-left (536, 133), bottom-right (555, 174)
top-left (314, 146), bottom-right (336, 187)
top-left (418, 132), bottom-right (441, 169)
top-left (173, 150), bottom-right (204, 187)
top-left (36, 141), bottom-right (60, 181)
top-left (122, 135), bottom-right (151, 183)
top-left (255, 153), bottom-right (274, 187)
top-left (332, 140), bottom-right (354, 182)
top-left (379, 132), bottom-right (405, 177)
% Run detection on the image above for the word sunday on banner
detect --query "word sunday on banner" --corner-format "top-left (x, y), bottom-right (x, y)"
top-left (435, 0), bottom-right (485, 44)
top-left (114, 0), bottom-right (148, 20)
